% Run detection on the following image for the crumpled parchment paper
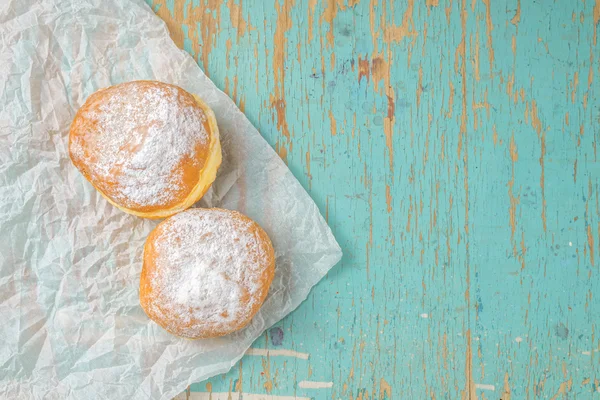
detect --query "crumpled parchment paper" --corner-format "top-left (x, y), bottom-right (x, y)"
top-left (0, 0), bottom-right (342, 398)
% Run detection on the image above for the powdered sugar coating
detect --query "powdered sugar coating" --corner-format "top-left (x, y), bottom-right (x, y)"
top-left (69, 81), bottom-right (210, 210)
top-left (141, 208), bottom-right (275, 338)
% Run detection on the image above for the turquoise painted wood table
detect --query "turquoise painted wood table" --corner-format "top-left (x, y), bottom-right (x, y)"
top-left (146, 0), bottom-right (600, 398)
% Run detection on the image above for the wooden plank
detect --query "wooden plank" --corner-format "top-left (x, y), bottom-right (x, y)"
top-left (146, 0), bottom-right (600, 398)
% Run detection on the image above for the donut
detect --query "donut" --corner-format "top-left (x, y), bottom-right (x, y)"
top-left (69, 80), bottom-right (221, 219)
top-left (139, 208), bottom-right (275, 339)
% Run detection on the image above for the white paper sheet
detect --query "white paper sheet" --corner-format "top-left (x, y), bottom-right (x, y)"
top-left (0, 0), bottom-right (342, 398)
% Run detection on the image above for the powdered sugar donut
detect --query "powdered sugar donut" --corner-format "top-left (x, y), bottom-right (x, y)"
top-left (69, 81), bottom-right (221, 219)
top-left (139, 208), bottom-right (275, 339)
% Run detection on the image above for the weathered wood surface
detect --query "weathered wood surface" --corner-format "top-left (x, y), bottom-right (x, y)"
top-left (147, 0), bottom-right (600, 398)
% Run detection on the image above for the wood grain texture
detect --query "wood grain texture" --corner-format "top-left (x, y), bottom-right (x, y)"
top-left (147, 0), bottom-right (600, 398)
